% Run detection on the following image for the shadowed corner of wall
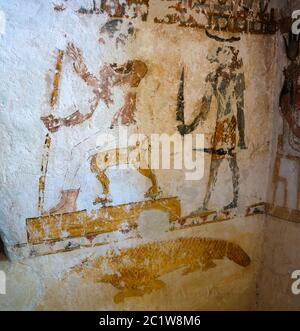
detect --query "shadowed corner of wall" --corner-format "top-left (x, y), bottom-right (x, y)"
top-left (0, 232), bottom-right (8, 262)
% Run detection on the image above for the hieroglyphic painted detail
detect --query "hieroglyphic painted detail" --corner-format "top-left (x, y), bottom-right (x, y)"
top-left (154, 0), bottom-right (277, 35)
top-left (171, 208), bottom-right (235, 231)
top-left (68, 237), bottom-right (251, 303)
top-left (172, 203), bottom-right (266, 231)
top-left (77, 0), bottom-right (149, 21)
top-left (27, 197), bottom-right (180, 245)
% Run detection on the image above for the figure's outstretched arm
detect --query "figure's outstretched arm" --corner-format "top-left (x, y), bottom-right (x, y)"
top-left (177, 79), bottom-right (212, 136)
top-left (63, 91), bottom-right (101, 128)
top-left (66, 43), bottom-right (100, 88)
top-left (235, 73), bottom-right (247, 149)
top-left (41, 44), bottom-right (103, 132)
top-left (41, 90), bottom-right (101, 132)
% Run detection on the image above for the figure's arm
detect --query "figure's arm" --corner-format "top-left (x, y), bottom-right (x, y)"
top-left (41, 90), bottom-right (101, 132)
top-left (41, 44), bottom-right (104, 132)
top-left (63, 91), bottom-right (101, 128)
top-left (235, 73), bottom-right (247, 149)
top-left (66, 43), bottom-right (99, 88)
top-left (177, 77), bottom-right (213, 136)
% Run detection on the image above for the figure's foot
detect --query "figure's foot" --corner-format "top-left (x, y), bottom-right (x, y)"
top-left (93, 195), bottom-right (112, 206)
top-left (144, 186), bottom-right (162, 200)
top-left (46, 189), bottom-right (80, 215)
top-left (189, 205), bottom-right (210, 217)
top-left (198, 205), bottom-right (208, 212)
top-left (224, 200), bottom-right (237, 210)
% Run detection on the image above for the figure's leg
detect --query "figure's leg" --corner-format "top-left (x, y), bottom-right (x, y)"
top-left (225, 155), bottom-right (240, 210)
top-left (138, 167), bottom-right (161, 199)
top-left (202, 158), bottom-right (222, 210)
top-left (135, 145), bottom-right (162, 199)
top-left (90, 154), bottom-right (112, 205)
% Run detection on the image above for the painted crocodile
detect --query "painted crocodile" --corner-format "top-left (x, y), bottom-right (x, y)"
top-left (68, 237), bottom-right (251, 303)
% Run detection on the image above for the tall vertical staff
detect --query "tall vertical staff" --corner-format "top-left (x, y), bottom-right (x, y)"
top-left (38, 50), bottom-right (64, 215)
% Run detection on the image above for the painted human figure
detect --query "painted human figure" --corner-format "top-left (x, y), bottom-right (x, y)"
top-left (280, 62), bottom-right (300, 151)
top-left (270, 32), bottom-right (300, 210)
top-left (40, 20), bottom-right (157, 214)
top-left (178, 45), bottom-right (246, 210)
top-left (42, 20), bottom-right (147, 132)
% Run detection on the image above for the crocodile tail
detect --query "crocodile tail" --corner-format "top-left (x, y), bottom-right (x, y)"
top-left (226, 242), bottom-right (251, 267)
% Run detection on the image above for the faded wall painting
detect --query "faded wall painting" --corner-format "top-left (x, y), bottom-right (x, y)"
top-left (67, 237), bottom-right (251, 303)
top-left (0, 0), bottom-right (285, 310)
top-left (39, 12), bottom-right (153, 215)
top-left (20, 0), bottom-right (272, 258)
top-left (269, 30), bottom-right (300, 222)
top-left (178, 43), bottom-right (246, 211)
top-left (154, 0), bottom-right (277, 34)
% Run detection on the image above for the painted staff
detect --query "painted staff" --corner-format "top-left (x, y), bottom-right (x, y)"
top-left (38, 50), bottom-right (64, 215)
top-left (176, 67), bottom-right (185, 125)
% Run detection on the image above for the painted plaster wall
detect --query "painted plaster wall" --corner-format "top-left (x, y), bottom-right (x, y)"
top-left (0, 217), bottom-right (262, 310)
top-left (0, 0), bottom-right (291, 310)
top-left (258, 216), bottom-right (300, 310)
top-left (256, 0), bottom-right (300, 310)
top-left (0, 0), bottom-right (275, 249)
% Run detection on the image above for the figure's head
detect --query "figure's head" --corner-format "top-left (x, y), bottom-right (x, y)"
top-left (207, 45), bottom-right (241, 69)
top-left (98, 19), bottom-right (135, 48)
